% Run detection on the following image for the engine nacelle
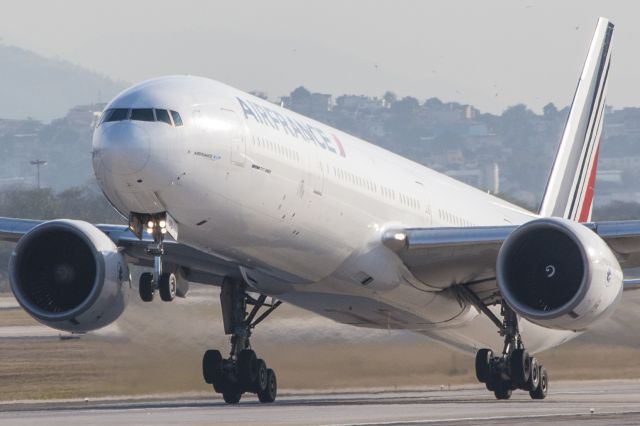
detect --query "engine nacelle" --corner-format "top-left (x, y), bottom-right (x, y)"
top-left (497, 217), bottom-right (623, 331)
top-left (9, 220), bottom-right (130, 333)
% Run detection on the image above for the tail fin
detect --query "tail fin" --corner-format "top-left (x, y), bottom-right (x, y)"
top-left (539, 17), bottom-right (613, 222)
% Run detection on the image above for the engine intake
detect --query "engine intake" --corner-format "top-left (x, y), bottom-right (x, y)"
top-left (497, 218), bottom-right (623, 331)
top-left (10, 220), bottom-right (130, 333)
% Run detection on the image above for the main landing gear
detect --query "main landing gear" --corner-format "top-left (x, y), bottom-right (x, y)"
top-left (202, 278), bottom-right (282, 404)
top-left (474, 302), bottom-right (548, 400)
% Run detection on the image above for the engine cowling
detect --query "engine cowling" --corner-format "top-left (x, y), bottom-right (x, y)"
top-left (497, 217), bottom-right (623, 331)
top-left (9, 220), bottom-right (130, 333)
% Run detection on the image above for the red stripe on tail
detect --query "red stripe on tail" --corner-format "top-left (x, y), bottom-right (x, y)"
top-left (578, 144), bottom-right (600, 223)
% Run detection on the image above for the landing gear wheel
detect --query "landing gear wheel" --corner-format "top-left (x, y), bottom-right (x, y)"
top-left (530, 366), bottom-right (548, 399)
top-left (139, 272), bottom-right (154, 302)
top-left (238, 349), bottom-right (258, 387)
top-left (222, 391), bottom-right (241, 404)
top-left (475, 348), bottom-right (493, 383)
top-left (159, 272), bottom-right (177, 302)
top-left (510, 349), bottom-right (531, 388)
top-left (527, 357), bottom-right (540, 391)
top-left (485, 371), bottom-right (498, 391)
top-left (258, 368), bottom-right (277, 403)
top-left (253, 358), bottom-right (268, 393)
top-left (203, 350), bottom-right (223, 385)
top-left (494, 380), bottom-right (512, 400)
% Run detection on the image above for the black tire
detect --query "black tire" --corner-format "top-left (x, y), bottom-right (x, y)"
top-left (510, 349), bottom-right (531, 388)
top-left (253, 358), bottom-right (268, 393)
top-left (159, 272), bottom-right (177, 302)
top-left (238, 350), bottom-right (257, 387)
top-left (222, 391), bottom-right (241, 404)
top-left (530, 366), bottom-right (548, 400)
top-left (203, 350), bottom-right (223, 385)
top-left (485, 373), bottom-right (496, 391)
top-left (494, 380), bottom-right (512, 400)
top-left (258, 368), bottom-right (277, 403)
top-left (527, 357), bottom-right (540, 391)
top-left (139, 272), bottom-right (154, 302)
top-left (475, 348), bottom-right (493, 383)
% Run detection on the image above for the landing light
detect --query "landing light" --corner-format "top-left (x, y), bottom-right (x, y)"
top-left (159, 220), bottom-right (166, 228)
top-left (160, 228), bottom-right (167, 234)
top-left (147, 221), bottom-right (154, 228)
top-left (146, 228), bottom-right (153, 234)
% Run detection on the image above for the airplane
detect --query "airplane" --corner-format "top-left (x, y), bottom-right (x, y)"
top-left (0, 17), bottom-right (636, 403)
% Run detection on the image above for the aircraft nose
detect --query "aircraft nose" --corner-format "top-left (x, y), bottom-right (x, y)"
top-left (94, 122), bottom-right (150, 175)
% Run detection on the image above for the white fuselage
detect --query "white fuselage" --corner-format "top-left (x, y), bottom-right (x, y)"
top-left (93, 76), bottom-right (577, 354)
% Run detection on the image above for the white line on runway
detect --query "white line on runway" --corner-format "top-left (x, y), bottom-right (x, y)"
top-left (325, 410), bottom-right (640, 426)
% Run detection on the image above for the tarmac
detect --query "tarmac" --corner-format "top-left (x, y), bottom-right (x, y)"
top-left (1, 380), bottom-right (640, 425)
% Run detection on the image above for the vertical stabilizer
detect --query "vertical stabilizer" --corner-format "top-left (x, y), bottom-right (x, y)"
top-left (538, 17), bottom-right (613, 222)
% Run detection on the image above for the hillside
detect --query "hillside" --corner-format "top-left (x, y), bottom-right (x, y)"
top-left (0, 45), bottom-right (127, 121)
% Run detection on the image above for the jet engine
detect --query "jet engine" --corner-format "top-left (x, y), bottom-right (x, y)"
top-left (497, 217), bottom-right (623, 331)
top-left (9, 220), bottom-right (130, 333)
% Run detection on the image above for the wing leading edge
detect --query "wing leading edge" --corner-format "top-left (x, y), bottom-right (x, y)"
top-left (0, 217), bottom-right (239, 286)
top-left (383, 220), bottom-right (640, 300)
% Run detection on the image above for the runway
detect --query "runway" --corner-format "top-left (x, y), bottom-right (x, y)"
top-left (1, 380), bottom-right (640, 425)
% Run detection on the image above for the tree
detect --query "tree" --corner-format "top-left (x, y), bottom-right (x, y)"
top-left (424, 97), bottom-right (444, 111)
top-left (383, 91), bottom-right (397, 107)
top-left (0, 187), bottom-right (59, 219)
top-left (391, 96), bottom-right (420, 115)
top-left (290, 86), bottom-right (311, 103)
top-left (543, 102), bottom-right (558, 118)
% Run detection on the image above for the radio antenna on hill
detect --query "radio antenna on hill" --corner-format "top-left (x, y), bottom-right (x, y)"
top-left (30, 159), bottom-right (47, 189)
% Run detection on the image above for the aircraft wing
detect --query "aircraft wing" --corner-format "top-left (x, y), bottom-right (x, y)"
top-left (382, 220), bottom-right (640, 305)
top-left (0, 217), bottom-right (238, 286)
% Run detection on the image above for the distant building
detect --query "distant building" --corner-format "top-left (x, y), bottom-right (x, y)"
top-left (66, 103), bottom-right (106, 128)
top-left (444, 162), bottom-right (499, 193)
top-left (464, 105), bottom-right (478, 120)
top-left (310, 93), bottom-right (333, 112)
top-left (600, 156), bottom-right (640, 169)
top-left (335, 95), bottom-right (384, 112)
top-left (281, 91), bottom-right (333, 114)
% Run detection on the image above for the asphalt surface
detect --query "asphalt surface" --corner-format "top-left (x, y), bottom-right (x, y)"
top-left (1, 380), bottom-right (640, 425)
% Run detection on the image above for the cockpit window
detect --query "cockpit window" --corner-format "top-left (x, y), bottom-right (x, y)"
top-left (104, 108), bottom-right (129, 122)
top-left (170, 110), bottom-right (183, 126)
top-left (99, 107), bottom-right (183, 127)
top-left (155, 109), bottom-right (172, 125)
top-left (100, 109), bottom-right (113, 123)
top-left (130, 108), bottom-right (155, 122)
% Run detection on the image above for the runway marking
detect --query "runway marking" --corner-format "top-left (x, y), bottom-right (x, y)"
top-left (325, 410), bottom-right (640, 426)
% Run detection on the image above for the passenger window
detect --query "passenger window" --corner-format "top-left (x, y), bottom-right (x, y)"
top-left (131, 108), bottom-right (155, 122)
top-left (155, 109), bottom-right (172, 125)
top-left (170, 110), bottom-right (183, 126)
top-left (105, 108), bottom-right (129, 122)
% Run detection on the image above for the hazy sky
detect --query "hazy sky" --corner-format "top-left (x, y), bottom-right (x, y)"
top-left (1, 0), bottom-right (639, 114)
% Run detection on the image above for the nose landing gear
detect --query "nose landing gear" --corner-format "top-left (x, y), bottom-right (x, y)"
top-left (129, 212), bottom-right (179, 302)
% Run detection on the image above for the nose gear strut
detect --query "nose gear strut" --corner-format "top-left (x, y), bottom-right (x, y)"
top-left (129, 212), bottom-right (178, 302)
